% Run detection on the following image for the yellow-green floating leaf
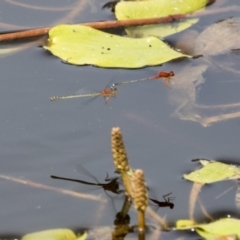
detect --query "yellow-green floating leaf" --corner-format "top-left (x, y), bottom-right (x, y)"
top-left (175, 218), bottom-right (240, 239)
top-left (115, 0), bottom-right (208, 38)
top-left (22, 229), bottom-right (87, 240)
top-left (183, 160), bottom-right (240, 184)
top-left (44, 25), bottom-right (190, 68)
top-left (176, 219), bottom-right (196, 228)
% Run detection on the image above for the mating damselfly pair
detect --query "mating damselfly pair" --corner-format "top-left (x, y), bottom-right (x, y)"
top-left (50, 71), bottom-right (175, 103)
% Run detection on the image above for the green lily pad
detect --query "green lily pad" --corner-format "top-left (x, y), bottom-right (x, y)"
top-left (175, 218), bottom-right (240, 239)
top-left (44, 24), bottom-right (190, 68)
top-left (115, 0), bottom-right (208, 38)
top-left (183, 159), bottom-right (240, 184)
top-left (22, 229), bottom-right (87, 240)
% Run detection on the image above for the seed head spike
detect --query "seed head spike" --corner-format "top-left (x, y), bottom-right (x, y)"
top-left (133, 169), bottom-right (148, 234)
top-left (133, 169), bottom-right (148, 212)
top-left (111, 127), bottom-right (130, 173)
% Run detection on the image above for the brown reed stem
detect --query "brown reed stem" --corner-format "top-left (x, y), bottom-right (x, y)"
top-left (0, 0), bottom-right (237, 42)
top-left (0, 2), bottom-right (237, 42)
top-left (0, 14), bottom-right (185, 42)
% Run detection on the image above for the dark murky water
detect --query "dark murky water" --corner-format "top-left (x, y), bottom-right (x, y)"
top-left (0, 0), bottom-right (240, 239)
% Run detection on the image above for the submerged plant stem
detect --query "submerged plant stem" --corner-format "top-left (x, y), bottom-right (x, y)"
top-left (119, 196), bottom-right (132, 218)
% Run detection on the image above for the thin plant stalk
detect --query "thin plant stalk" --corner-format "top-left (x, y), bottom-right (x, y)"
top-left (119, 196), bottom-right (132, 218)
top-left (138, 211), bottom-right (145, 233)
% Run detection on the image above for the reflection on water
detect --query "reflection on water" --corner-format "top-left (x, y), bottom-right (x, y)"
top-left (170, 17), bottom-right (240, 127)
top-left (169, 64), bottom-right (240, 127)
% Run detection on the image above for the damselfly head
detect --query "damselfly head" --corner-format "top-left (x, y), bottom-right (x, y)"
top-left (110, 84), bottom-right (117, 91)
top-left (169, 202), bottom-right (174, 209)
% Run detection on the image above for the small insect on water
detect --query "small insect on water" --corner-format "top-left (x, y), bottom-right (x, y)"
top-left (149, 192), bottom-right (175, 209)
top-left (51, 172), bottom-right (121, 195)
top-left (50, 85), bottom-right (118, 104)
top-left (111, 71), bottom-right (175, 89)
